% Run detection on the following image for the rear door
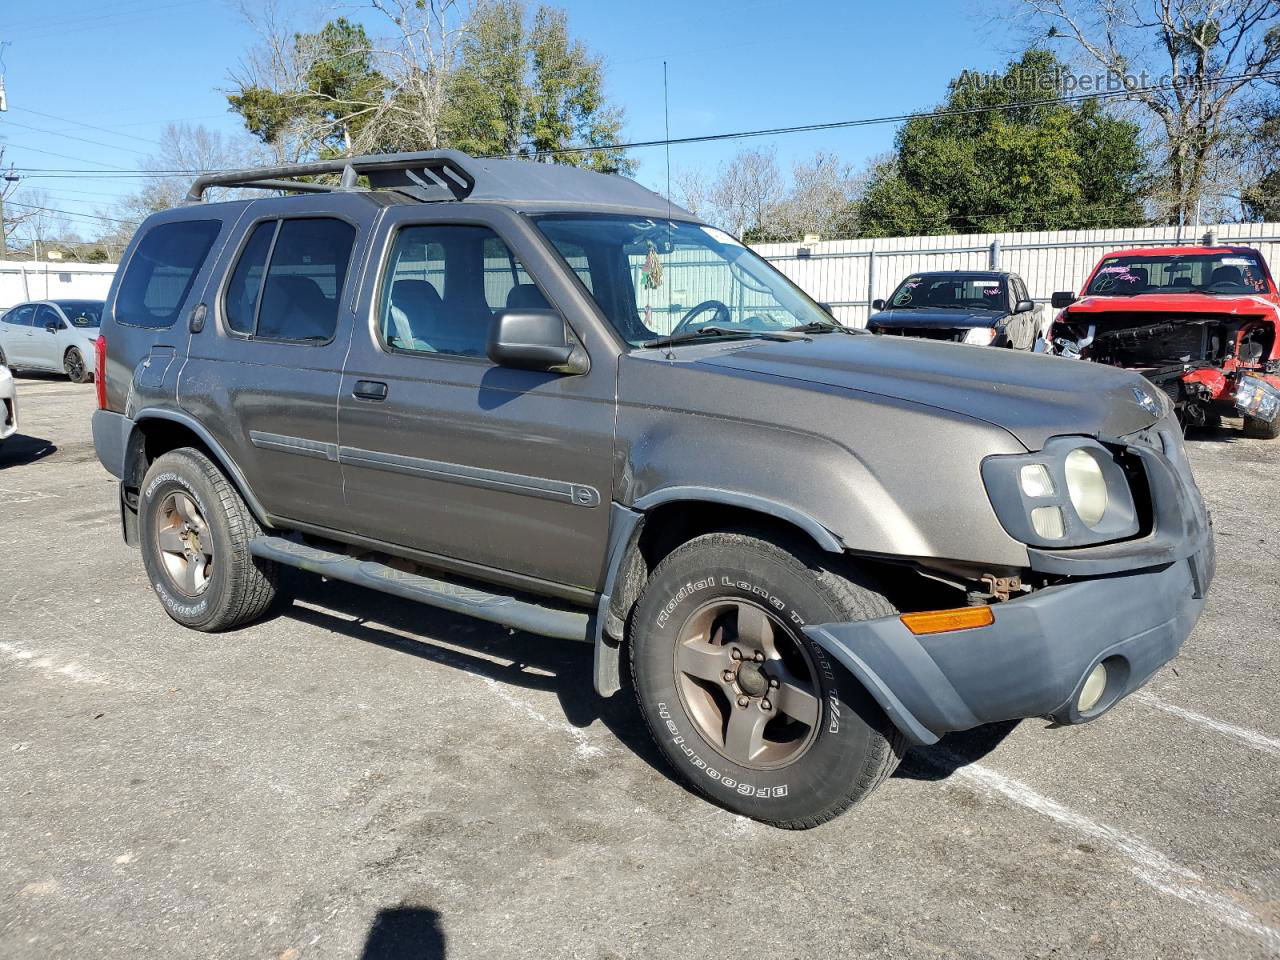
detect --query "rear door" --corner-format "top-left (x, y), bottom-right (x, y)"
top-left (336, 204), bottom-right (616, 594)
top-left (178, 197), bottom-right (367, 529)
top-left (0, 304), bottom-right (37, 366)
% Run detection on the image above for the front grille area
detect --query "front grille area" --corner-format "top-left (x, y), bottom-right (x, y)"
top-left (873, 327), bottom-right (966, 342)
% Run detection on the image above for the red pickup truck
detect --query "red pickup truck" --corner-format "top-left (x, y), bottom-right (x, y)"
top-left (1048, 245), bottom-right (1280, 439)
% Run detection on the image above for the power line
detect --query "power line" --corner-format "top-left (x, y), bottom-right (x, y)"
top-left (6, 107), bottom-right (163, 146)
top-left (10, 67), bottom-right (1280, 177)
top-left (0, 119), bottom-right (150, 156)
top-left (3, 200), bottom-right (138, 226)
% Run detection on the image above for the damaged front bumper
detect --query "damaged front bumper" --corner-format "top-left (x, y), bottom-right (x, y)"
top-left (805, 545), bottom-right (1212, 745)
top-left (806, 416), bottom-right (1215, 746)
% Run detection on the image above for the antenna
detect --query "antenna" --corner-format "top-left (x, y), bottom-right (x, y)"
top-left (663, 60), bottom-right (672, 221)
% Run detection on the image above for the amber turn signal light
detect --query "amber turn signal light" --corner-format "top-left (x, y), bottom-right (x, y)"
top-left (900, 606), bottom-right (995, 635)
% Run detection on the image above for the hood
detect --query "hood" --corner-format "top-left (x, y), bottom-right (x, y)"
top-left (696, 333), bottom-right (1162, 449)
top-left (1064, 293), bottom-right (1280, 320)
top-left (869, 307), bottom-right (1004, 330)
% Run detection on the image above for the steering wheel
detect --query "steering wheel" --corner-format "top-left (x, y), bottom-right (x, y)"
top-left (671, 299), bottom-right (732, 335)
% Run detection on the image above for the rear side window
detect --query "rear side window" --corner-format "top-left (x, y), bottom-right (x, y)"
top-left (3, 305), bottom-right (35, 326)
top-left (223, 218), bottom-right (355, 343)
top-left (115, 220), bottom-right (221, 328)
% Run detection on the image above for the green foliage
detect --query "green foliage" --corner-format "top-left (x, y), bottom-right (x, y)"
top-left (443, 2), bottom-right (632, 174)
top-left (857, 49), bottom-right (1148, 236)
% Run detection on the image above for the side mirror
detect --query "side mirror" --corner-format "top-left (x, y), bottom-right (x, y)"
top-left (817, 301), bottom-right (835, 316)
top-left (1014, 299), bottom-right (1036, 314)
top-left (487, 309), bottom-right (581, 373)
top-left (1051, 291), bottom-right (1077, 309)
top-left (45, 321), bottom-right (60, 333)
top-left (871, 299), bottom-right (886, 311)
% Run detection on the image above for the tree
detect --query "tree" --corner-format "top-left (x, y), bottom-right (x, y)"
top-left (769, 152), bottom-right (863, 240)
top-left (1016, 0), bottom-right (1280, 226)
top-left (857, 49), bottom-right (1148, 236)
top-left (227, 0), bottom-right (631, 172)
top-left (1240, 89), bottom-right (1280, 219)
top-left (229, 7), bottom-right (385, 160)
top-left (675, 147), bottom-right (783, 239)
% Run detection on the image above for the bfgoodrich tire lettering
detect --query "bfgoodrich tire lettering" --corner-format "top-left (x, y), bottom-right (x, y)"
top-left (629, 531), bottom-right (904, 828)
top-left (139, 447), bottom-right (277, 631)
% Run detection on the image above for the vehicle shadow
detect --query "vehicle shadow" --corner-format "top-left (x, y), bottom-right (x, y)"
top-left (279, 576), bottom-right (682, 792)
top-left (894, 719), bottom-right (1020, 781)
top-left (359, 906), bottom-right (446, 960)
top-left (0, 433), bottom-right (58, 468)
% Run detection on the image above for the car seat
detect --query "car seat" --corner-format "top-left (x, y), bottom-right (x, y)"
top-left (258, 275), bottom-right (334, 340)
top-left (1210, 265), bottom-right (1243, 287)
top-left (505, 283), bottom-right (551, 311)
top-left (388, 279), bottom-right (444, 348)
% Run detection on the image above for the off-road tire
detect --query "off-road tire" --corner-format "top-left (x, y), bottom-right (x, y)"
top-left (1243, 415), bottom-right (1280, 440)
top-left (629, 531), bottom-right (904, 828)
top-left (139, 447), bottom-right (277, 631)
top-left (63, 347), bottom-right (91, 384)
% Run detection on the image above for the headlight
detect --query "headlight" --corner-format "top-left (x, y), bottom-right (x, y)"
top-left (962, 327), bottom-right (997, 345)
top-left (1064, 448), bottom-right (1107, 527)
top-left (982, 438), bottom-right (1141, 548)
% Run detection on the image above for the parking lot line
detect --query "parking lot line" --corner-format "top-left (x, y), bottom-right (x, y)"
top-left (948, 756), bottom-right (1280, 951)
top-left (1134, 690), bottom-right (1280, 759)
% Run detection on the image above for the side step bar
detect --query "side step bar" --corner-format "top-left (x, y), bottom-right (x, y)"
top-left (249, 535), bottom-right (592, 642)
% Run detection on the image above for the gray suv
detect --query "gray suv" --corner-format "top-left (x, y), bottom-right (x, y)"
top-left (91, 151), bottom-right (1213, 827)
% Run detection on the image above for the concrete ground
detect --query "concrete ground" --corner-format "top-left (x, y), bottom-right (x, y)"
top-left (0, 374), bottom-right (1277, 960)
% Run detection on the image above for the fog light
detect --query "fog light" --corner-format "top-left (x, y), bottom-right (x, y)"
top-left (1078, 662), bottom-right (1108, 712)
top-left (1019, 463), bottom-right (1055, 497)
top-left (1031, 505), bottom-right (1065, 539)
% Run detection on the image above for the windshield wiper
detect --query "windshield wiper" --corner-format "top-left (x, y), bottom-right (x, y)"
top-left (639, 326), bottom-right (808, 349)
top-left (784, 321), bottom-right (862, 334)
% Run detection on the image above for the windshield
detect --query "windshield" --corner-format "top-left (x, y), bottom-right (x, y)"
top-left (54, 301), bottom-right (103, 328)
top-left (1085, 252), bottom-right (1270, 296)
top-left (532, 215), bottom-right (835, 346)
top-left (886, 274), bottom-right (1008, 311)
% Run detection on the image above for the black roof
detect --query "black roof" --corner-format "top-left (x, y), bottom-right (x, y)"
top-left (186, 149), bottom-right (691, 219)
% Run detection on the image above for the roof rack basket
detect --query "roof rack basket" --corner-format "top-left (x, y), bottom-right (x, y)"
top-left (185, 150), bottom-right (477, 203)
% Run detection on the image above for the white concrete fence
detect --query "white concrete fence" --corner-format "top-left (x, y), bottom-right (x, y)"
top-left (7, 222), bottom-right (1280, 328)
top-left (0, 261), bottom-right (117, 310)
top-left (755, 222), bottom-right (1280, 326)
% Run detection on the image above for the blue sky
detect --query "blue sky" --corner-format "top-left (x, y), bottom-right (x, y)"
top-left (0, 0), bottom-right (1030, 239)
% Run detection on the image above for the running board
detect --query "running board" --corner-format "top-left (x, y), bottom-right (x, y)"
top-left (248, 535), bottom-right (592, 642)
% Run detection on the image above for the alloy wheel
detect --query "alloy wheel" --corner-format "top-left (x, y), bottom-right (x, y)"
top-left (154, 491), bottom-right (215, 596)
top-left (673, 598), bottom-right (822, 769)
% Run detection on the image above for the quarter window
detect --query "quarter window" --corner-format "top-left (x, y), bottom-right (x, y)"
top-left (223, 217), bottom-right (355, 342)
top-left (379, 224), bottom-right (548, 358)
top-left (116, 219), bottom-right (221, 328)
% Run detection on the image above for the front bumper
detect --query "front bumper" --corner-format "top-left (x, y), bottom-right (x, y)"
top-left (805, 544), bottom-right (1213, 745)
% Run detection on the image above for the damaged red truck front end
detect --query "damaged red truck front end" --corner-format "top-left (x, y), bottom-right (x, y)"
top-left (1048, 246), bottom-right (1280, 439)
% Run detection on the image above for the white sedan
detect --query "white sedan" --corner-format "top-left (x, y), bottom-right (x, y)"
top-left (0, 362), bottom-right (16, 446)
top-left (0, 299), bottom-right (103, 383)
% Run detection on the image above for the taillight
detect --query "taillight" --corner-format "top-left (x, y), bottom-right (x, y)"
top-left (94, 336), bottom-right (108, 409)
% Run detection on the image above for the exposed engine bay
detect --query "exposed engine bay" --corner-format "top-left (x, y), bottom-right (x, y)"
top-left (1054, 312), bottom-right (1280, 427)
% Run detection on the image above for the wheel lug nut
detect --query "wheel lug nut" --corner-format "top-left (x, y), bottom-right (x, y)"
top-left (722, 669), bottom-right (735, 683)
top-left (768, 678), bottom-right (779, 689)
top-left (753, 651), bottom-right (764, 663)
top-left (736, 696), bottom-right (749, 708)
top-left (730, 648), bottom-right (742, 661)
top-left (761, 699), bottom-right (772, 711)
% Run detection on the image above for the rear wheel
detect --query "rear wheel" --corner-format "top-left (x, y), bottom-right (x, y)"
top-left (139, 447), bottom-right (277, 631)
top-left (1243, 415), bottom-right (1280, 440)
top-left (629, 531), bottom-right (904, 828)
top-left (64, 347), bottom-right (90, 384)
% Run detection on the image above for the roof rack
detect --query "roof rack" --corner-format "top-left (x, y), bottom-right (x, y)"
top-left (185, 149), bottom-right (477, 203)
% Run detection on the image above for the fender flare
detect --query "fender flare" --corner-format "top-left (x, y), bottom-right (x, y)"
top-left (128, 408), bottom-right (273, 527)
top-left (591, 488), bottom-right (844, 697)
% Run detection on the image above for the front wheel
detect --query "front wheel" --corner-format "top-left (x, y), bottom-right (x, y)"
top-left (1243, 415), bottom-right (1280, 440)
top-left (629, 531), bottom-right (904, 828)
top-left (64, 347), bottom-right (91, 384)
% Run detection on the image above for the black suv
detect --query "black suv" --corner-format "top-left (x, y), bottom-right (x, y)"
top-left (92, 151), bottom-right (1213, 827)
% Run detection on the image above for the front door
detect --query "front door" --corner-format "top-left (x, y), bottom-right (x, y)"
top-left (32, 304), bottom-right (65, 370)
top-left (337, 206), bottom-right (616, 594)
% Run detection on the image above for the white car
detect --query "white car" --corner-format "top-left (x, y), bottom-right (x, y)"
top-left (0, 299), bottom-right (103, 383)
top-left (0, 363), bottom-right (16, 446)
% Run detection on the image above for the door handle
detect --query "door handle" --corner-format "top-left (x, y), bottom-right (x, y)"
top-left (352, 380), bottom-right (389, 401)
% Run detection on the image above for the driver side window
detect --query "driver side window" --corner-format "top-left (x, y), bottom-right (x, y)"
top-left (35, 305), bottom-right (64, 330)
